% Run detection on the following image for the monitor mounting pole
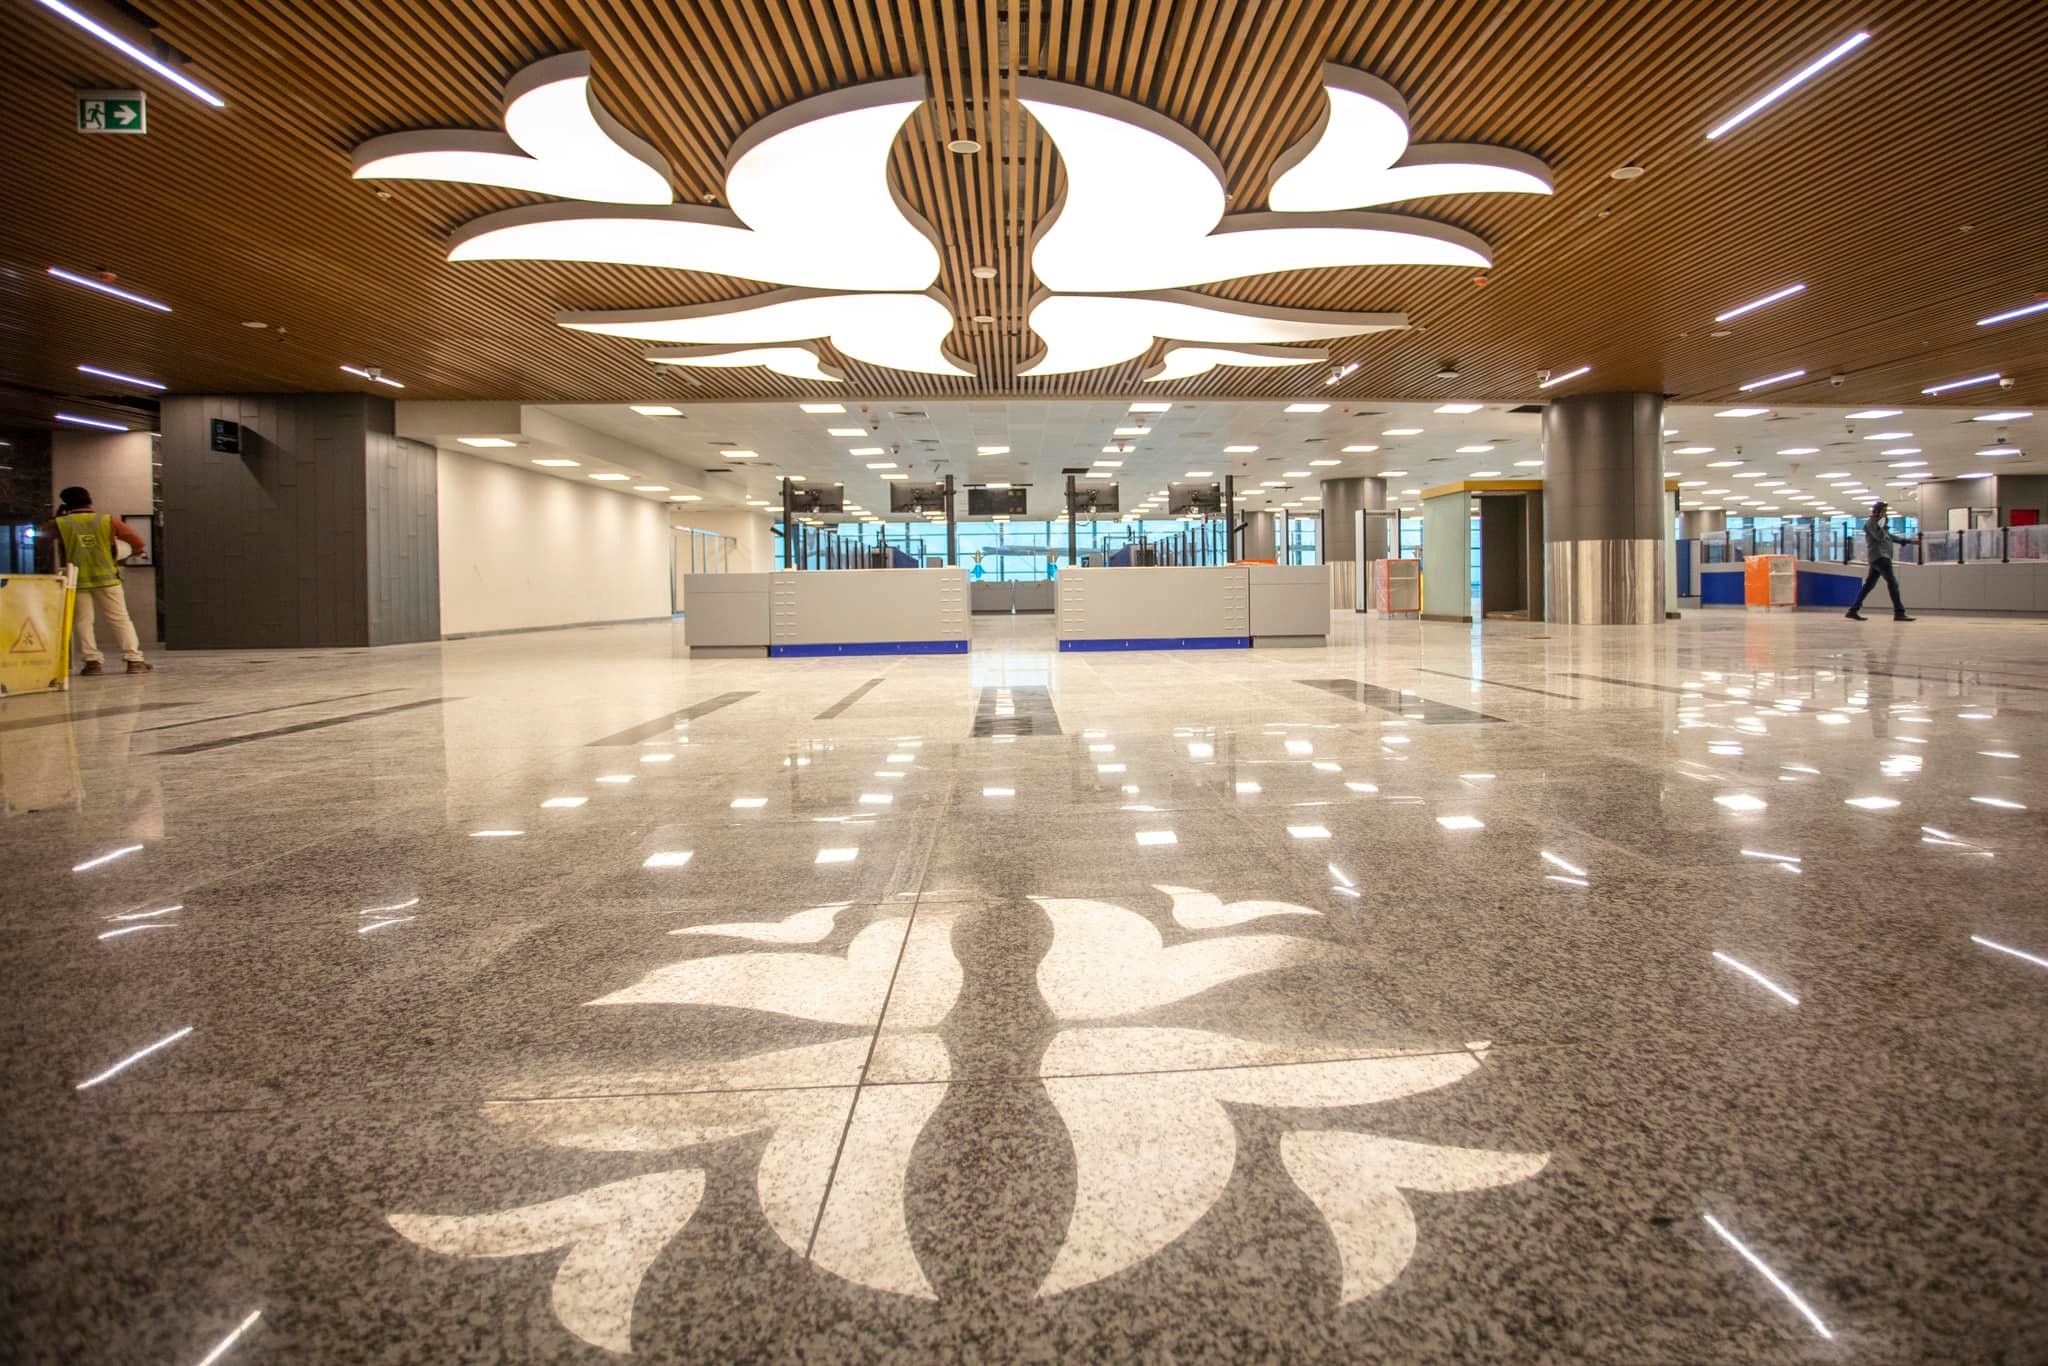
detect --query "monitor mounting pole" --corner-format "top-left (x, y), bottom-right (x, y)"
top-left (1223, 474), bottom-right (1237, 562)
top-left (944, 474), bottom-right (957, 567)
top-left (1066, 474), bottom-right (1079, 566)
top-left (781, 479), bottom-right (795, 569)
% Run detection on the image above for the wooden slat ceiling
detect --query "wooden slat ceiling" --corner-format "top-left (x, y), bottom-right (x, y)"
top-left (1, 0), bottom-right (2044, 430)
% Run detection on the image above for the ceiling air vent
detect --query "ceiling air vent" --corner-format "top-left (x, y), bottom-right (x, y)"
top-left (1509, 404), bottom-right (1544, 414)
top-left (891, 409), bottom-right (929, 420)
top-left (1060, 467), bottom-right (1090, 475)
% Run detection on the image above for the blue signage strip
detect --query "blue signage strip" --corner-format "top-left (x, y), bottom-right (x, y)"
top-left (770, 640), bottom-right (969, 658)
top-left (1058, 636), bottom-right (1252, 652)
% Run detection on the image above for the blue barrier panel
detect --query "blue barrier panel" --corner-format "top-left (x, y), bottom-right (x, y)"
top-left (1797, 569), bottom-right (1862, 607)
top-left (770, 640), bottom-right (968, 657)
top-left (1700, 568), bottom-right (1745, 605)
top-left (1058, 635), bottom-right (1251, 652)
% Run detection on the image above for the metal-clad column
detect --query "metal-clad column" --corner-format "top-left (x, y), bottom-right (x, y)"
top-left (1542, 391), bottom-right (1668, 624)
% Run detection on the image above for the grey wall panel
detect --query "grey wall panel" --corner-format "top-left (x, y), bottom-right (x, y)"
top-left (1248, 564), bottom-right (1328, 637)
top-left (682, 572), bottom-right (772, 647)
top-left (1057, 567), bottom-right (1249, 640)
top-left (364, 419), bottom-right (441, 645)
top-left (161, 392), bottom-right (440, 649)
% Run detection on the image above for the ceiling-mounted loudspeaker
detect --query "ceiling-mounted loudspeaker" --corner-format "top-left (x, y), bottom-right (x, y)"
top-left (1435, 363), bottom-right (1459, 379)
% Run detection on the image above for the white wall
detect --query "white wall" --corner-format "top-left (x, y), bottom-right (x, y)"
top-left (51, 431), bottom-right (158, 645)
top-left (437, 450), bottom-right (672, 635)
top-left (670, 509), bottom-right (777, 573)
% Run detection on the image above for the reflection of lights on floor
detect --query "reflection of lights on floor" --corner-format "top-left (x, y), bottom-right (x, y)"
top-left (192, 1309), bottom-right (264, 1366)
top-left (1286, 825), bottom-right (1331, 840)
top-left (643, 851), bottom-right (693, 868)
top-left (982, 787), bottom-right (1014, 798)
top-left (1539, 851), bottom-right (1585, 877)
top-left (1970, 935), bottom-right (2048, 970)
top-left (1972, 796), bottom-right (2026, 810)
top-left (1712, 951), bottom-right (1800, 1005)
top-left (75, 1026), bottom-right (194, 1090)
top-left (1436, 815), bottom-right (1484, 831)
top-left (72, 844), bottom-right (143, 872)
top-left (1701, 1213), bottom-right (1834, 1339)
top-left (815, 847), bottom-right (859, 864)
top-left (1714, 794), bottom-right (1767, 812)
top-left (1844, 796), bottom-right (1900, 810)
top-left (1134, 830), bottom-right (1178, 846)
top-left (469, 830), bottom-right (524, 838)
top-left (542, 796), bottom-right (587, 808)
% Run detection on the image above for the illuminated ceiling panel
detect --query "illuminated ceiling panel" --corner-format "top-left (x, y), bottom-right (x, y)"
top-left (563, 288), bottom-right (974, 377)
top-left (1019, 293), bottom-right (1402, 376)
top-left (1143, 342), bottom-right (1329, 383)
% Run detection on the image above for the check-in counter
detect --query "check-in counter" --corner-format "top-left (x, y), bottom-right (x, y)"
top-left (770, 566), bottom-right (969, 656)
top-left (1700, 558), bottom-right (2048, 614)
top-left (1247, 564), bottom-right (1330, 646)
top-left (682, 572), bottom-right (773, 656)
top-left (1056, 566), bottom-right (1250, 650)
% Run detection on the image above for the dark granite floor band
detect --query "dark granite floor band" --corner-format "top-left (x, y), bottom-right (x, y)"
top-left (971, 684), bottom-right (1062, 736)
top-left (816, 678), bottom-right (885, 719)
top-left (586, 691), bottom-right (759, 745)
top-left (154, 697), bottom-right (457, 754)
top-left (1413, 667), bottom-right (1579, 699)
top-left (1563, 671), bottom-right (1694, 696)
top-left (135, 688), bottom-right (407, 732)
top-left (1298, 678), bottom-right (1504, 723)
top-left (0, 700), bottom-right (192, 732)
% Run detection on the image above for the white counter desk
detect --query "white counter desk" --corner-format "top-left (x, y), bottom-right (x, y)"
top-left (683, 567), bottom-right (969, 657)
top-left (1055, 565), bottom-right (1328, 650)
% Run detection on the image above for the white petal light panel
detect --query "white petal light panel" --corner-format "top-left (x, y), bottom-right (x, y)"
top-left (1020, 292), bottom-right (1404, 376)
top-left (1267, 66), bottom-right (1553, 211)
top-left (1143, 342), bottom-right (1329, 383)
top-left (645, 342), bottom-right (846, 384)
top-left (1017, 77), bottom-right (1492, 293)
top-left (401, 68), bottom-right (942, 292)
top-left (353, 53), bottom-right (674, 205)
top-left (563, 288), bottom-right (973, 377)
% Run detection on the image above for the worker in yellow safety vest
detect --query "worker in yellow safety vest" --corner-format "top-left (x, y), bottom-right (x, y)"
top-left (48, 486), bottom-right (154, 676)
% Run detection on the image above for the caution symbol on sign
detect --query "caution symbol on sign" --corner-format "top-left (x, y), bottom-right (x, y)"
top-left (8, 616), bottom-right (47, 654)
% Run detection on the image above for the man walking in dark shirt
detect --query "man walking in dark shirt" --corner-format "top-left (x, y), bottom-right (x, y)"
top-left (1846, 500), bottom-right (1917, 622)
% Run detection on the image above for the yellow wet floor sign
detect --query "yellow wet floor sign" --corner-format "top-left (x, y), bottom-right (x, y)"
top-left (0, 574), bottom-right (75, 694)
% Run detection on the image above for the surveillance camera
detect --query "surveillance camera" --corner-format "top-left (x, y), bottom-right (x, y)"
top-left (1999, 376), bottom-right (2017, 389)
top-left (1828, 374), bottom-right (1845, 387)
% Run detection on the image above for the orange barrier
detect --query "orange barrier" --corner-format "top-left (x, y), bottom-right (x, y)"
top-left (1743, 554), bottom-right (1796, 608)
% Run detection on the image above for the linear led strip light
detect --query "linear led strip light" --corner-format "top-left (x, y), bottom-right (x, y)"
top-left (1706, 32), bottom-right (1871, 140)
top-left (1922, 372), bottom-right (2000, 395)
top-left (1979, 299), bottom-right (2048, 327)
top-left (47, 266), bottom-right (170, 312)
top-left (1715, 283), bottom-right (1805, 322)
top-left (30, 0), bottom-right (224, 107)
top-left (1538, 364), bottom-right (1590, 389)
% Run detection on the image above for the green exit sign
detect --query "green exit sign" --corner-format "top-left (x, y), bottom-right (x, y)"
top-left (77, 89), bottom-right (147, 135)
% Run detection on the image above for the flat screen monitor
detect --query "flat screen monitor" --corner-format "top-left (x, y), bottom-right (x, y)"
top-left (1068, 482), bottom-right (1120, 514)
top-left (1168, 481), bottom-right (1223, 515)
top-left (968, 486), bottom-right (1028, 516)
top-left (890, 481), bottom-right (948, 514)
top-left (786, 484), bottom-right (844, 513)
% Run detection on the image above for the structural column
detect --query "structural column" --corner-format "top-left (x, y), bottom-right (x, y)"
top-left (1242, 509), bottom-right (1278, 560)
top-left (1677, 509), bottom-right (1726, 539)
top-left (1542, 391), bottom-right (1668, 624)
top-left (159, 393), bottom-right (440, 647)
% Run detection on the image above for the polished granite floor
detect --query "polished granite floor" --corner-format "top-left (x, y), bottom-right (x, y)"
top-left (3, 609), bottom-right (2045, 1364)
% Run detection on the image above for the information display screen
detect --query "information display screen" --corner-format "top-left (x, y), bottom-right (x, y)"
top-left (1168, 481), bottom-right (1224, 514)
top-left (890, 481), bottom-right (948, 513)
top-left (968, 486), bottom-right (1028, 516)
top-left (787, 485), bottom-right (844, 513)
top-left (1068, 483), bottom-right (1120, 514)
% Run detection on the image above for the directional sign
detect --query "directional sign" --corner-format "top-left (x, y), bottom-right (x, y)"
top-left (77, 89), bottom-right (147, 135)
